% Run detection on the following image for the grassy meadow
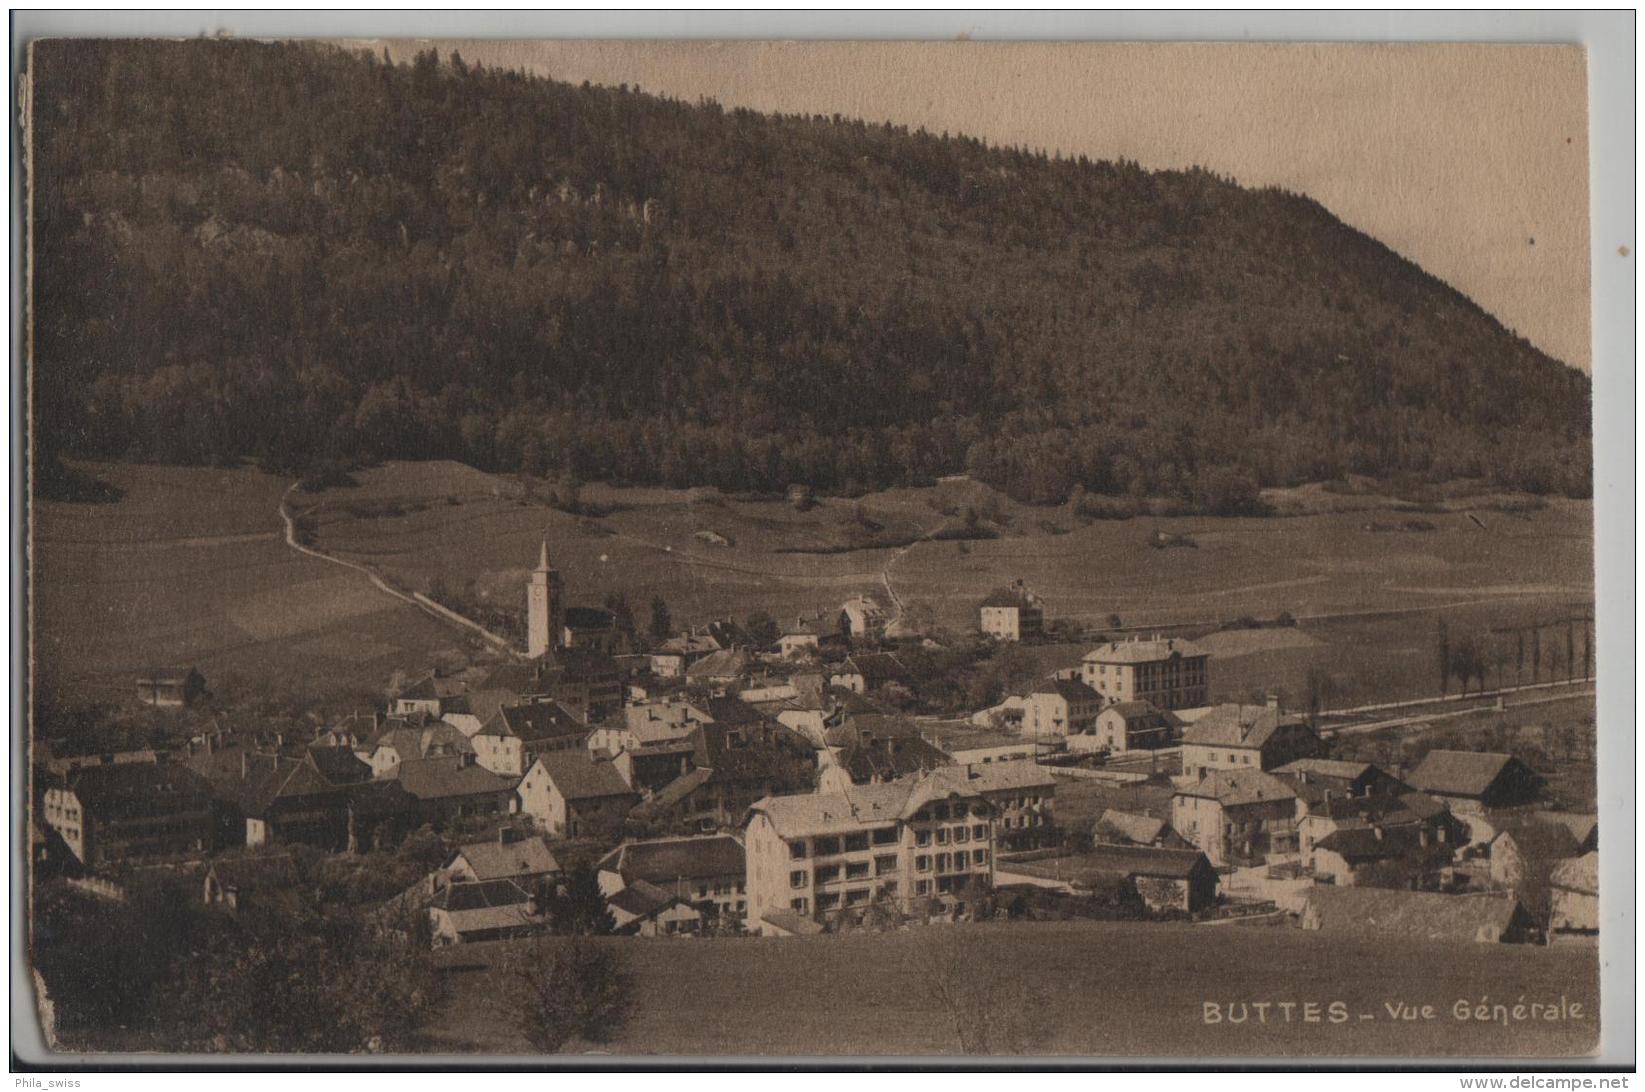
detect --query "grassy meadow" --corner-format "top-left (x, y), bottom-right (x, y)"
top-left (428, 920), bottom-right (1600, 1057)
top-left (32, 462), bottom-right (465, 704)
top-left (303, 462), bottom-right (1592, 709)
top-left (33, 458), bottom-right (1592, 712)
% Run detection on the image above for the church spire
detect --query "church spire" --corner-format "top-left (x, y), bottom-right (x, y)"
top-left (537, 538), bottom-right (550, 572)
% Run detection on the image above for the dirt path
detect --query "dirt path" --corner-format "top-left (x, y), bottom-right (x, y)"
top-left (278, 483), bottom-right (519, 656)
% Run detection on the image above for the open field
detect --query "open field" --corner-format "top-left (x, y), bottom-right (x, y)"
top-left (35, 459), bottom-right (1593, 712)
top-left (32, 462), bottom-right (467, 704)
top-left (428, 921), bottom-right (1598, 1057)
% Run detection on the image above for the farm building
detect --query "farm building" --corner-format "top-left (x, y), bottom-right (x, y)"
top-left (1405, 750), bottom-right (1543, 812)
top-left (386, 754), bottom-right (518, 828)
top-left (1092, 809), bottom-right (1186, 849)
top-left (41, 761), bottom-right (216, 868)
top-left (606, 880), bottom-right (705, 936)
top-left (995, 845), bottom-right (1218, 913)
top-left (840, 594), bottom-right (887, 639)
top-left (445, 829), bottom-right (561, 887)
top-left (1309, 824), bottom-right (1455, 887)
top-left (830, 652), bottom-right (912, 696)
top-left (1300, 888), bottom-right (1536, 944)
top-left (1547, 852), bottom-right (1598, 945)
top-left (429, 878), bottom-right (547, 945)
top-left (134, 666), bottom-right (206, 708)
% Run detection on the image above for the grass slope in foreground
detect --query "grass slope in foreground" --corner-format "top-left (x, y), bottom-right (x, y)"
top-left (432, 920), bottom-right (1598, 1057)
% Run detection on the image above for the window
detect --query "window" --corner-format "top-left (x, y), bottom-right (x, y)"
top-left (789, 840), bottom-right (808, 860)
top-left (972, 823), bottom-right (987, 840)
top-left (817, 893), bottom-right (840, 911)
top-left (697, 884), bottom-right (709, 898)
top-left (915, 854), bottom-right (931, 873)
top-left (879, 881), bottom-right (898, 897)
top-left (954, 850), bottom-right (969, 870)
top-left (915, 880), bottom-right (931, 896)
top-left (845, 861), bottom-right (870, 880)
top-left (936, 828), bottom-right (950, 845)
top-left (790, 897), bottom-right (809, 912)
top-left (844, 832), bottom-right (869, 852)
top-left (954, 826), bottom-right (969, 844)
top-left (872, 827), bottom-right (897, 845)
top-left (845, 888), bottom-right (870, 906)
top-left (952, 803), bottom-right (969, 819)
top-left (875, 854), bottom-right (898, 875)
top-left (974, 849), bottom-right (989, 866)
top-left (815, 864), bottom-right (841, 883)
top-left (915, 829), bottom-right (931, 847)
top-left (737, 881), bottom-right (746, 894)
top-left (937, 853), bottom-right (952, 872)
top-left (790, 870), bottom-right (808, 889)
top-left (814, 836), bottom-right (841, 856)
top-left (736, 900), bottom-right (745, 913)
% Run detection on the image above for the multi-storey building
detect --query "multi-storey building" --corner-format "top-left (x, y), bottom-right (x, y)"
top-left (978, 582), bottom-right (1045, 642)
top-left (743, 760), bottom-right (1055, 934)
top-left (1178, 697), bottom-right (1321, 779)
top-left (1080, 636), bottom-right (1210, 710)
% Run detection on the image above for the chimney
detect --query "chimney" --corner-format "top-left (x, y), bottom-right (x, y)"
top-left (1266, 694), bottom-right (1281, 713)
top-left (1437, 825), bottom-right (1447, 844)
top-left (1372, 825), bottom-right (1384, 841)
top-left (1419, 828), bottom-right (1430, 847)
top-left (1323, 788), bottom-right (1333, 805)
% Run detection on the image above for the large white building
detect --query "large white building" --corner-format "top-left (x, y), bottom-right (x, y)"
top-left (743, 760), bottom-right (1056, 934)
top-left (1080, 636), bottom-right (1210, 710)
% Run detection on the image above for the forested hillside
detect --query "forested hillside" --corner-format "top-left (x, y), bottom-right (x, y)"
top-left (31, 40), bottom-right (1591, 507)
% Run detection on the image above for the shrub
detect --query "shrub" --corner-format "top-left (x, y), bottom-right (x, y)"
top-left (500, 937), bottom-right (634, 1054)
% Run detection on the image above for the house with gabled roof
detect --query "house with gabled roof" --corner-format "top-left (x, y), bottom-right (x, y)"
top-left (596, 833), bottom-right (746, 921)
top-left (1092, 809), bottom-right (1187, 849)
top-left (1171, 768), bottom-right (1299, 867)
top-left (362, 719), bottom-right (475, 779)
top-left (829, 652), bottom-right (911, 696)
top-left (517, 751), bottom-right (638, 839)
top-left (446, 829), bottom-right (561, 886)
top-left (385, 753), bottom-right (518, 827)
top-left (1406, 749), bottom-right (1543, 812)
top-left (1179, 697), bottom-right (1321, 779)
top-left (1072, 700), bottom-right (1182, 755)
top-left (995, 844), bottom-right (1219, 913)
top-left (605, 880), bottom-right (705, 936)
top-left (428, 878), bottom-right (547, 945)
top-left (1080, 636), bottom-right (1208, 709)
top-left (978, 581), bottom-right (1044, 642)
top-left (1310, 823), bottom-right (1456, 887)
top-left (472, 700), bottom-right (587, 777)
top-left (41, 762), bottom-right (216, 868)
top-left (1024, 678), bottom-right (1103, 738)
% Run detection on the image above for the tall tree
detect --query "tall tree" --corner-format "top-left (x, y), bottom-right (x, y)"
top-left (1436, 620), bottom-right (1451, 696)
top-left (648, 596), bottom-right (672, 645)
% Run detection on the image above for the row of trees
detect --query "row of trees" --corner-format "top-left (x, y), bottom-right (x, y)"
top-left (33, 40), bottom-right (1592, 507)
top-left (1436, 617), bottom-right (1594, 697)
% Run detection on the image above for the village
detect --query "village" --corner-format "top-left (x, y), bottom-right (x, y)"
top-left (32, 538), bottom-right (1599, 961)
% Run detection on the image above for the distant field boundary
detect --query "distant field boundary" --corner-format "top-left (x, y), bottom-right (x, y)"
top-left (1323, 677), bottom-right (1595, 718)
top-left (278, 483), bottom-right (520, 658)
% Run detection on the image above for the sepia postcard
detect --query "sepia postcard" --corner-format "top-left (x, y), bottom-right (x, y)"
top-left (19, 33), bottom-right (1610, 1064)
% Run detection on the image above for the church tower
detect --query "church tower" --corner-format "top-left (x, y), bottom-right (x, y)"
top-left (527, 539), bottom-right (563, 659)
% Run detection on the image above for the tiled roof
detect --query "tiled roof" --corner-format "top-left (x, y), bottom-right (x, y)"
top-left (306, 745), bottom-right (373, 785)
top-left (1035, 678), bottom-right (1102, 703)
top-left (596, 834), bottom-right (745, 884)
top-left (752, 760), bottom-right (1054, 837)
top-left (1274, 758), bottom-right (1381, 782)
top-left (1550, 851), bottom-right (1597, 896)
top-left (1181, 704), bottom-right (1301, 748)
top-left (1407, 750), bottom-right (1526, 798)
top-left (837, 733), bottom-right (951, 783)
top-left (1303, 888), bottom-right (1526, 941)
top-left (1492, 821), bottom-right (1581, 862)
top-left (686, 649), bottom-right (753, 679)
top-left (632, 767), bottom-right (715, 819)
top-left (1174, 768), bottom-right (1297, 807)
top-left (839, 653), bottom-right (910, 685)
top-left (979, 587), bottom-right (1039, 609)
top-left (760, 909), bottom-right (825, 935)
top-left (1003, 844), bottom-right (1212, 883)
top-left (62, 762), bottom-right (213, 820)
top-left (1082, 637), bottom-right (1205, 664)
top-left (434, 877), bottom-right (535, 912)
top-left (387, 756), bottom-right (517, 800)
top-left (1534, 811), bottom-right (1598, 848)
top-left (1093, 809), bottom-right (1169, 846)
top-left (452, 836), bottom-right (560, 881)
top-left (1314, 825), bottom-right (1448, 863)
top-left (484, 701), bottom-right (587, 743)
top-left (533, 751), bottom-right (636, 802)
